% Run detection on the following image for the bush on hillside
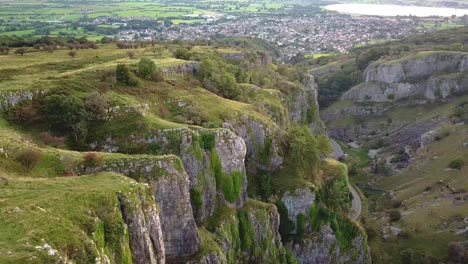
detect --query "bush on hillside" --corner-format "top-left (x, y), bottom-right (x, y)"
top-left (40, 132), bottom-right (65, 148)
top-left (448, 159), bottom-right (464, 170)
top-left (82, 152), bottom-right (102, 168)
top-left (174, 48), bottom-right (191, 60)
top-left (286, 125), bottom-right (320, 178)
top-left (15, 149), bottom-right (42, 172)
top-left (389, 209), bottom-right (401, 222)
top-left (116, 64), bottom-right (139, 86)
top-left (199, 58), bottom-right (242, 100)
top-left (137, 57), bottom-right (156, 79)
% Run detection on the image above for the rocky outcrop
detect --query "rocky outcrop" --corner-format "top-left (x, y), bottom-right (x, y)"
top-left (281, 188), bottom-right (316, 233)
top-left (343, 73), bottom-right (468, 102)
top-left (364, 51), bottom-right (468, 83)
top-left (160, 62), bottom-right (200, 79)
top-left (95, 127), bottom-right (248, 222)
top-left (223, 116), bottom-right (283, 171)
top-left (79, 155), bottom-right (200, 259)
top-left (329, 139), bottom-right (345, 160)
top-left (0, 90), bottom-right (45, 110)
top-left (205, 200), bottom-right (289, 263)
top-left (342, 52), bottom-right (468, 103)
top-left (290, 225), bottom-right (370, 264)
top-left (288, 75), bottom-right (326, 134)
top-left (118, 193), bottom-right (166, 264)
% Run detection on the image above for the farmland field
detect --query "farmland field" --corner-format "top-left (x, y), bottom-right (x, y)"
top-left (0, 0), bottom-right (293, 40)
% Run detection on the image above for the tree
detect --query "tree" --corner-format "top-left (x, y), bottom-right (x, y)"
top-left (116, 63), bottom-right (130, 84)
top-left (137, 57), bottom-right (156, 79)
top-left (174, 48), bottom-right (191, 60)
top-left (287, 125), bottom-right (320, 178)
top-left (68, 50), bottom-right (77, 58)
top-left (85, 92), bottom-right (110, 121)
top-left (14, 48), bottom-right (26, 55)
top-left (42, 94), bottom-right (87, 133)
top-left (15, 149), bottom-right (42, 172)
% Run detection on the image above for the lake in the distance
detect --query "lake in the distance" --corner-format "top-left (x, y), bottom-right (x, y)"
top-left (325, 4), bottom-right (468, 17)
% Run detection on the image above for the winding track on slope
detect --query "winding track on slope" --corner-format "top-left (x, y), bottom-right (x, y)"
top-left (349, 184), bottom-right (362, 220)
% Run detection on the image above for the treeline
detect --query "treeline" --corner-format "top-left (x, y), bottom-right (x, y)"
top-left (0, 35), bottom-right (98, 48)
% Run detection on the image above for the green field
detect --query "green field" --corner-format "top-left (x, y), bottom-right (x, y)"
top-left (0, 0), bottom-right (294, 40)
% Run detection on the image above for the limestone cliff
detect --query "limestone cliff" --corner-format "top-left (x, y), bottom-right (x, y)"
top-left (79, 155), bottom-right (201, 260)
top-left (342, 51), bottom-right (468, 102)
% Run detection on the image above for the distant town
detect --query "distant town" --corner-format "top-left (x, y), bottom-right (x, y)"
top-left (108, 11), bottom-right (463, 61)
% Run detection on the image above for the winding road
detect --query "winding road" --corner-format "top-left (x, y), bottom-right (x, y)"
top-left (349, 184), bottom-right (362, 220)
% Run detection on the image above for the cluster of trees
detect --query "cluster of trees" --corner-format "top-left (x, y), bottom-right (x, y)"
top-left (6, 90), bottom-right (110, 149)
top-left (0, 35), bottom-right (93, 48)
top-left (316, 62), bottom-right (362, 107)
top-left (198, 55), bottom-right (244, 100)
top-left (115, 57), bottom-right (163, 86)
top-left (116, 41), bottom-right (156, 49)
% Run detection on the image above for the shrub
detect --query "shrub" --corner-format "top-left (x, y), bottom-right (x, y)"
top-left (61, 154), bottom-right (76, 176)
top-left (448, 159), bottom-right (464, 170)
top-left (127, 51), bottom-right (135, 58)
top-left (68, 50), bottom-right (77, 58)
top-left (373, 161), bottom-right (392, 176)
top-left (276, 200), bottom-right (295, 240)
top-left (116, 64), bottom-right (130, 84)
top-left (389, 209), bottom-right (401, 222)
top-left (116, 64), bottom-right (139, 86)
top-left (15, 149), bottom-right (42, 172)
top-left (387, 93), bottom-right (395, 100)
top-left (210, 152), bottom-right (243, 203)
top-left (85, 92), bottom-right (110, 122)
top-left (317, 134), bottom-right (332, 156)
top-left (14, 48), bottom-right (26, 55)
top-left (259, 173), bottom-right (271, 200)
top-left (238, 211), bottom-right (255, 251)
top-left (137, 57), bottom-right (156, 79)
top-left (40, 131), bottom-right (65, 148)
top-left (286, 125), bottom-right (320, 178)
top-left (190, 187), bottom-right (202, 210)
top-left (200, 132), bottom-right (216, 150)
top-left (259, 137), bottom-right (273, 165)
top-left (296, 213), bottom-right (307, 241)
top-left (174, 48), bottom-right (191, 60)
top-left (82, 152), bottom-right (102, 168)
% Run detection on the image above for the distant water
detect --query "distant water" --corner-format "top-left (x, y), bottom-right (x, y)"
top-left (325, 4), bottom-right (468, 17)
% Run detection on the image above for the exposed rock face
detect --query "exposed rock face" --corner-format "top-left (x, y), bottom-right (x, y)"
top-left (94, 127), bottom-right (248, 223)
top-left (153, 159), bottom-right (200, 259)
top-left (79, 155), bottom-right (200, 259)
top-left (342, 52), bottom-right (468, 103)
top-left (288, 75), bottom-right (326, 134)
top-left (118, 193), bottom-right (166, 264)
top-left (160, 62), bottom-right (200, 79)
top-left (208, 201), bottom-right (288, 263)
top-left (281, 188), bottom-right (316, 233)
top-left (290, 225), bottom-right (370, 264)
top-left (224, 117), bottom-right (283, 171)
top-left (186, 253), bottom-right (227, 264)
top-left (342, 74), bottom-right (468, 102)
top-left (0, 90), bottom-right (45, 110)
top-left (364, 51), bottom-right (468, 83)
top-left (329, 139), bottom-right (345, 160)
